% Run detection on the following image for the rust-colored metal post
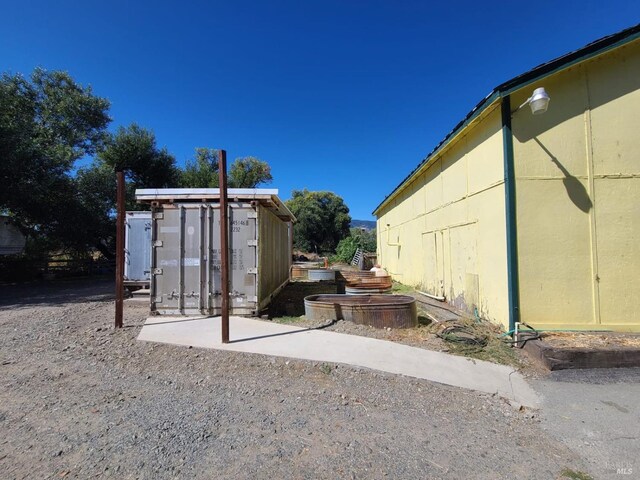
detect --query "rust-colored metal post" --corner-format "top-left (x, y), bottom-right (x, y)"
top-left (115, 170), bottom-right (125, 329)
top-left (219, 150), bottom-right (230, 343)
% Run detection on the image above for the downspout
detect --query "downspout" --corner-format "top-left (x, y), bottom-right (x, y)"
top-left (501, 95), bottom-right (521, 334)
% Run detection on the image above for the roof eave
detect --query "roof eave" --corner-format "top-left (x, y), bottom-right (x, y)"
top-left (372, 23), bottom-right (640, 217)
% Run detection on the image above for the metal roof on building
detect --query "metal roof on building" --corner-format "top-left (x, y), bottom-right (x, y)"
top-left (373, 23), bottom-right (640, 216)
top-left (135, 188), bottom-right (296, 222)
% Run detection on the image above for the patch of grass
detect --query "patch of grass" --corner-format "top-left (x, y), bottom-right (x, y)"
top-left (391, 281), bottom-right (415, 294)
top-left (559, 468), bottom-right (593, 480)
top-left (319, 363), bottom-right (333, 375)
top-left (272, 316), bottom-right (304, 324)
top-left (429, 316), bottom-right (523, 368)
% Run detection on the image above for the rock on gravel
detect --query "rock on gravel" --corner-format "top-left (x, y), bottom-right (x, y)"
top-left (0, 279), bottom-right (587, 479)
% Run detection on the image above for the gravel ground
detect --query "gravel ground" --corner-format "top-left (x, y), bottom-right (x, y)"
top-left (0, 278), bottom-right (588, 479)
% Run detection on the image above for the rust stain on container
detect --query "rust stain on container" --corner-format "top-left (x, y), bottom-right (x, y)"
top-left (304, 294), bottom-right (417, 329)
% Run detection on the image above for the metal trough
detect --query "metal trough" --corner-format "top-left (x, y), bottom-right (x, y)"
top-left (345, 285), bottom-right (392, 295)
top-left (304, 294), bottom-right (417, 329)
top-left (290, 265), bottom-right (309, 280)
top-left (308, 269), bottom-right (336, 281)
top-left (340, 270), bottom-right (376, 282)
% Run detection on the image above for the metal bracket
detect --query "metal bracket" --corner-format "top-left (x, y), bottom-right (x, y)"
top-left (153, 212), bottom-right (164, 219)
top-left (247, 267), bottom-right (257, 274)
top-left (247, 212), bottom-right (258, 219)
top-left (153, 240), bottom-right (163, 247)
top-left (153, 268), bottom-right (163, 275)
top-left (247, 239), bottom-right (258, 247)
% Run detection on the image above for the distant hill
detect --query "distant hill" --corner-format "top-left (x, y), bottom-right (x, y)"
top-left (351, 219), bottom-right (376, 231)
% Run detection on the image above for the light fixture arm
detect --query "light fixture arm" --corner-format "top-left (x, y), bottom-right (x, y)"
top-left (511, 87), bottom-right (551, 116)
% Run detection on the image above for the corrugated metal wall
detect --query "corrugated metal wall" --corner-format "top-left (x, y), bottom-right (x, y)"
top-left (150, 201), bottom-right (290, 316)
top-left (257, 204), bottom-right (291, 309)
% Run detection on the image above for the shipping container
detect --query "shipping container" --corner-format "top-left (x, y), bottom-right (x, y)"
top-left (135, 188), bottom-right (295, 316)
top-left (124, 211), bottom-right (152, 287)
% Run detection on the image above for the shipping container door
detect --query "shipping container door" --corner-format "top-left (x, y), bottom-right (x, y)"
top-left (205, 204), bottom-right (258, 315)
top-left (125, 216), bottom-right (152, 281)
top-left (153, 207), bottom-right (181, 312)
top-left (228, 205), bottom-right (257, 312)
top-left (181, 205), bottom-right (205, 313)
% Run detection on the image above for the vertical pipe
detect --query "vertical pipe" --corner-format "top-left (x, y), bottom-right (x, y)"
top-left (178, 205), bottom-right (185, 313)
top-left (150, 206), bottom-right (157, 312)
top-left (199, 205), bottom-right (205, 312)
top-left (115, 170), bottom-right (125, 329)
top-left (501, 95), bottom-right (521, 333)
top-left (219, 150), bottom-right (230, 343)
top-left (206, 205), bottom-right (212, 313)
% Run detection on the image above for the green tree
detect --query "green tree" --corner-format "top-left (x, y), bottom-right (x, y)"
top-left (76, 124), bottom-right (181, 258)
top-left (180, 148), bottom-right (219, 188)
top-left (98, 123), bottom-right (180, 194)
top-left (180, 150), bottom-right (272, 188)
top-left (0, 68), bottom-right (111, 243)
top-left (334, 227), bottom-right (377, 263)
top-left (285, 189), bottom-right (351, 253)
top-left (229, 156), bottom-right (272, 188)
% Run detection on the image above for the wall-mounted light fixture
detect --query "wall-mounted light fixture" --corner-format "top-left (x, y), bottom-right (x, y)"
top-left (513, 87), bottom-right (550, 115)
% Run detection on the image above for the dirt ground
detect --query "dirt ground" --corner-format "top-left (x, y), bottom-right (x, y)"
top-left (268, 280), bottom-right (530, 370)
top-left (0, 278), bottom-right (589, 479)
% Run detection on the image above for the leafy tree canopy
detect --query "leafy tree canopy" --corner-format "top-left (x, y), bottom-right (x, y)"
top-left (333, 227), bottom-right (377, 263)
top-left (0, 68), bottom-right (111, 238)
top-left (180, 149), bottom-right (272, 188)
top-left (285, 189), bottom-right (351, 254)
top-left (98, 123), bottom-right (180, 190)
top-left (229, 156), bottom-right (273, 188)
top-left (77, 124), bottom-right (180, 257)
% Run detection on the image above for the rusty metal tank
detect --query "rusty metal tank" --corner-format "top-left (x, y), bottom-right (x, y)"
top-left (304, 294), bottom-right (417, 329)
top-left (345, 275), bottom-right (392, 295)
top-left (340, 270), bottom-right (376, 282)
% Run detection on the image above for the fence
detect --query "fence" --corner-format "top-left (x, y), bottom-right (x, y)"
top-left (0, 257), bottom-right (115, 282)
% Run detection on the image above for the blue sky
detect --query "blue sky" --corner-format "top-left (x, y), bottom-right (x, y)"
top-left (1, 1), bottom-right (637, 220)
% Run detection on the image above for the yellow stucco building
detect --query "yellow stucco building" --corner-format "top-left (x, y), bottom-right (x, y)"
top-left (374, 25), bottom-right (640, 333)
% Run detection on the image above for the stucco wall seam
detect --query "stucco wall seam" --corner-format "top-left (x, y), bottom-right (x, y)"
top-left (516, 174), bottom-right (640, 180)
top-left (379, 179), bottom-right (505, 227)
top-left (583, 74), bottom-right (602, 325)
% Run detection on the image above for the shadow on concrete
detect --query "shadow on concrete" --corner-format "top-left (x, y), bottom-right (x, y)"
top-left (230, 319), bottom-right (336, 344)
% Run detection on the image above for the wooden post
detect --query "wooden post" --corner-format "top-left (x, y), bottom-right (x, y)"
top-left (219, 150), bottom-right (230, 343)
top-left (115, 170), bottom-right (125, 328)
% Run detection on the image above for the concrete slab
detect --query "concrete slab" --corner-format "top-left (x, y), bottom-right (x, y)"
top-left (138, 315), bottom-right (540, 408)
top-left (533, 368), bottom-right (640, 479)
